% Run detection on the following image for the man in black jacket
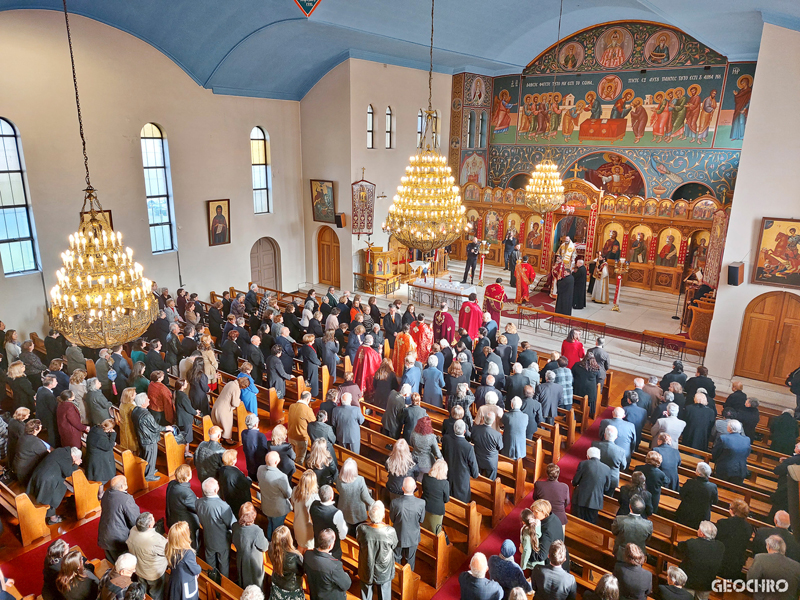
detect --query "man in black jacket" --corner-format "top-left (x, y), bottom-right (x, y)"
top-left (674, 462), bottom-right (718, 529)
top-left (752, 510), bottom-right (800, 562)
top-left (98, 475), bottom-right (141, 563)
top-left (381, 388), bottom-right (407, 439)
top-left (308, 410), bottom-right (337, 468)
top-left (132, 393), bottom-right (172, 481)
top-left (534, 370), bottom-right (561, 424)
top-left (35, 376), bottom-right (59, 447)
top-left (472, 412), bottom-right (503, 480)
top-left (390, 477), bottom-right (426, 570)
top-left (164, 324), bottom-right (181, 369)
top-left (520, 385), bottom-right (543, 439)
top-left (442, 420), bottom-right (479, 502)
top-left (382, 305), bottom-right (402, 349)
top-left (571, 447), bottom-right (613, 524)
top-left (246, 335), bottom-right (266, 385)
top-left (676, 520), bottom-right (724, 597)
top-left (166, 464), bottom-right (200, 549)
top-left (304, 528), bottom-right (352, 600)
top-left (684, 365), bottom-right (716, 400)
top-left (27, 446), bottom-right (81, 524)
top-left (145, 339), bottom-right (168, 378)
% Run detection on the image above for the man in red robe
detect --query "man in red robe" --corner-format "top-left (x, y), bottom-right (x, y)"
top-left (409, 316), bottom-right (434, 363)
top-left (459, 292), bottom-right (483, 340)
top-left (353, 334), bottom-right (382, 399)
top-left (483, 278), bottom-right (508, 325)
top-left (514, 257), bottom-right (537, 304)
top-left (432, 303), bottom-right (456, 345)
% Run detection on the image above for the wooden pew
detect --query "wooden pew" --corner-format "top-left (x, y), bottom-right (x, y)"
top-left (112, 446), bottom-right (148, 495)
top-left (157, 432), bottom-right (186, 476)
top-left (0, 479), bottom-right (50, 546)
top-left (67, 469), bottom-right (101, 520)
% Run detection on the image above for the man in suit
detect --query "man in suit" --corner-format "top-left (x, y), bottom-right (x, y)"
top-left (748, 535), bottom-right (800, 600)
top-left (332, 393), bottom-right (365, 454)
top-left (684, 365), bottom-right (716, 400)
top-left (752, 510), bottom-right (800, 562)
top-left (482, 352), bottom-right (506, 390)
top-left (304, 528), bottom-right (352, 600)
top-left (501, 397), bottom-right (528, 460)
top-left (370, 324), bottom-right (385, 356)
top-left (144, 339), bottom-right (167, 378)
top-left (592, 425), bottom-right (627, 489)
top-left (257, 451), bottom-right (293, 539)
top-left (165, 465), bottom-right (200, 549)
top-left (599, 407), bottom-right (637, 460)
top-left (110, 345), bottom-right (132, 395)
top-left (534, 370), bottom-right (562, 425)
top-left (627, 378), bottom-right (651, 412)
top-left (442, 420), bottom-right (479, 502)
top-left (772, 442), bottom-right (800, 515)
top-left (653, 432), bottom-right (681, 491)
top-left (611, 496), bottom-right (653, 561)
top-left (196, 477), bottom-right (235, 578)
top-left (390, 477), bottom-right (426, 570)
top-left (532, 540), bottom-right (577, 599)
top-left (572, 446), bottom-right (613, 524)
top-left (132, 393), bottom-right (172, 481)
top-left (473, 328), bottom-right (491, 379)
top-left (520, 385), bottom-right (543, 439)
top-left (459, 552), bottom-right (503, 600)
top-left (400, 355), bottom-right (422, 395)
top-left (572, 447), bottom-right (614, 523)
top-left (505, 363), bottom-right (530, 401)
top-left (98, 476), bottom-right (141, 563)
top-left (266, 345), bottom-right (293, 400)
top-left (518, 341), bottom-right (537, 370)
top-left (650, 403), bottom-right (686, 449)
top-left (712, 419), bottom-right (751, 484)
top-left (383, 305), bottom-right (402, 349)
top-left (35, 376), bottom-right (59, 447)
top-left (643, 375), bottom-right (665, 408)
top-left (675, 462), bottom-right (718, 529)
top-left (421, 356), bottom-right (446, 407)
top-left (623, 392), bottom-right (648, 449)
top-left (472, 412), bottom-right (504, 480)
top-left (400, 393), bottom-right (426, 445)
top-left (276, 327), bottom-right (296, 373)
top-left (381, 386), bottom-right (408, 439)
top-left (475, 375), bottom-right (505, 410)
top-left (677, 520), bottom-right (724, 598)
top-left (241, 414), bottom-right (269, 480)
top-left (588, 337), bottom-right (609, 382)
top-left (246, 335), bottom-right (266, 385)
top-left (658, 566), bottom-right (693, 600)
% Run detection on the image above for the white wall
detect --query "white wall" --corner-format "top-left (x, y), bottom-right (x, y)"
top-left (0, 10), bottom-right (304, 340)
top-left (300, 58), bottom-right (452, 290)
top-left (706, 22), bottom-right (800, 379)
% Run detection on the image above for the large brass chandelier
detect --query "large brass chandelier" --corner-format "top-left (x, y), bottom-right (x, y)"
top-left (381, 0), bottom-right (468, 253)
top-left (47, 0), bottom-right (157, 348)
top-left (524, 0), bottom-right (566, 215)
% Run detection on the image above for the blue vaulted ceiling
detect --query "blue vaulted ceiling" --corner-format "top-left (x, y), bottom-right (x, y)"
top-left (0, 0), bottom-right (796, 101)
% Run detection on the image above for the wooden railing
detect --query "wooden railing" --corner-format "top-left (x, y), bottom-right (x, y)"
top-left (518, 306), bottom-right (607, 341)
top-left (639, 329), bottom-right (707, 364)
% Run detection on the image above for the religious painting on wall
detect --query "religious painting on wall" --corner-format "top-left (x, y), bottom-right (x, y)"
top-left (687, 230), bottom-right (710, 270)
top-left (752, 217), bottom-right (800, 288)
top-left (599, 223), bottom-right (623, 259)
top-left (460, 152), bottom-right (487, 187)
top-left (490, 76), bottom-right (519, 144)
top-left (628, 224), bottom-right (652, 263)
top-left (526, 216), bottom-right (543, 250)
top-left (483, 188), bottom-right (493, 203)
top-left (715, 62), bottom-right (756, 149)
top-left (466, 209), bottom-right (480, 236)
top-left (506, 213), bottom-right (522, 239)
top-left (465, 75), bottom-right (490, 107)
top-left (310, 179), bottom-right (335, 224)
top-left (630, 198), bottom-right (644, 215)
top-left (692, 198), bottom-right (717, 220)
top-left (569, 153), bottom-right (645, 197)
top-left (463, 183), bottom-right (480, 203)
top-left (656, 228), bottom-right (681, 267)
top-left (207, 199), bottom-right (230, 247)
top-left (673, 201), bottom-right (689, 218)
top-left (484, 211), bottom-right (501, 244)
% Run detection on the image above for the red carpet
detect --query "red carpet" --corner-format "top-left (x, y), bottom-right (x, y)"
top-left (430, 406), bottom-right (613, 600)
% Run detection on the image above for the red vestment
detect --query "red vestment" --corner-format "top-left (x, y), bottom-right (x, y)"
top-left (514, 262), bottom-right (537, 304)
top-left (459, 301), bottom-right (483, 340)
top-left (391, 333), bottom-right (417, 376)
top-left (483, 284), bottom-right (508, 325)
top-left (353, 344), bottom-right (382, 399)
top-left (432, 310), bottom-right (456, 344)
top-left (409, 322), bottom-right (434, 363)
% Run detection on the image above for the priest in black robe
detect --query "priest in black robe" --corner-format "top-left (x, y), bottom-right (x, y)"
top-left (27, 446), bottom-right (81, 523)
top-left (508, 245), bottom-right (521, 287)
top-left (587, 256), bottom-right (598, 294)
top-left (555, 273), bottom-right (574, 316)
top-left (572, 259), bottom-right (587, 310)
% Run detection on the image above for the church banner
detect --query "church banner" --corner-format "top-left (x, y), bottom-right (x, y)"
top-left (351, 178), bottom-right (375, 238)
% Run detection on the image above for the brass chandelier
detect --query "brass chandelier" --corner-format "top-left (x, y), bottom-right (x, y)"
top-left (48, 0), bottom-right (157, 348)
top-left (524, 0), bottom-right (566, 215)
top-left (382, 0), bottom-right (468, 253)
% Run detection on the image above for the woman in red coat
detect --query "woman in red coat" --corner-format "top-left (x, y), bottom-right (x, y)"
top-left (56, 390), bottom-right (89, 448)
top-left (560, 328), bottom-right (585, 368)
top-left (146, 370), bottom-right (175, 426)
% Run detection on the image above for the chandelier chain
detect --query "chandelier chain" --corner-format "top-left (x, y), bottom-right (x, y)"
top-left (428, 0), bottom-right (434, 112)
top-left (62, 0), bottom-right (93, 194)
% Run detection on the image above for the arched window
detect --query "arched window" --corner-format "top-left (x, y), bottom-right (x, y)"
top-left (140, 123), bottom-right (175, 253)
top-left (467, 111), bottom-right (476, 148)
top-left (366, 105), bottom-right (375, 149)
top-left (432, 110), bottom-right (440, 148)
top-left (416, 109), bottom-right (424, 148)
top-left (251, 127), bottom-right (272, 214)
top-left (479, 112), bottom-right (487, 148)
top-left (385, 107), bottom-right (393, 149)
top-left (0, 118), bottom-right (38, 275)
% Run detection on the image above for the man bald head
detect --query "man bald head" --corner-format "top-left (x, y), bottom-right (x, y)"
top-left (109, 475), bottom-right (128, 492)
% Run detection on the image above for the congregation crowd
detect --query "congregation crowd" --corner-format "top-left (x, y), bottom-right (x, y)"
top-left (1, 281), bottom-right (800, 600)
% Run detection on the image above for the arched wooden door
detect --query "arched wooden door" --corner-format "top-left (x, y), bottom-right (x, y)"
top-left (735, 291), bottom-right (800, 384)
top-left (317, 226), bottom-right (340, 288)
top-left (249, 237), bottom-right (280, 290)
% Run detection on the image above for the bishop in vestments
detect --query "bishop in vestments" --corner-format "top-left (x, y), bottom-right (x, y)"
top-left (514, 256), bottom-right (536, 304)
top-left (391, 324), bottom-right (417, 375)
top-left (459, 292), bottom-right (484, 339)
top-left (353, 334), bottom-right (382, 398)
top-left (483, 278), bottom-right (508, 325)
top-left (433, 302), bottom-right (456, 344)
top-left (410, 315), bottom-right (434, 363)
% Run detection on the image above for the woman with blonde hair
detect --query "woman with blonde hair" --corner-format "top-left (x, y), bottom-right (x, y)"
top-left (232, 502), bottom-right (268, 589)
top-left (7, 361), bottom-right (34, 412)
top-left (166, 521), bottom-right (202, 600)
top-left (56, 548), bottom-right (99, 599)
top-left (266, 424), bottom-right (297, 478)
top-left (385, 438), bottom-right (419, 500)
top-left (422, 458), bottom-right (450, 534)
top-left (336, 458), bottom-right (375, 535)
top-left (68, 369), bottom-right (89, 424)
top-left (306, 437), bottom-right (338, 487)
top-left (290, 469), bottom-right (320, 550)
top-left (198, 335), bottom-right (219, 392)
top-left (7, 407), bottom-right (29, 462)
top-left (267, 526), bottom-right (304, 599)
top-left (117, 387), bottom-right (139, 452)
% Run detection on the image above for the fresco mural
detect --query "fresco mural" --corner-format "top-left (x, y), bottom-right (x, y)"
top-left (715, 62), bottom-right (756, 149)
top-left (490, 76), bottom-right (520, 144)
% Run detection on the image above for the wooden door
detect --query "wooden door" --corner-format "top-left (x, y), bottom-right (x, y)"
top-left (735, 291), bottom-right (800, 384)
top-left (249, 237), bottom-right (279, 289)
top-left (317, 226), bottom-right (340, 288)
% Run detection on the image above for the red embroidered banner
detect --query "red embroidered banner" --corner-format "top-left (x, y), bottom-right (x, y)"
top-left (678, 238), bottom-right (689, 265)
top-left (585, 202), bottom-right (599, 259)
top-left (621, 233), bottom-right (629, 258)
top-left (648, 236), bottom-right (659, 262)
top-left (541, 212), bottom-right (554, 270)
